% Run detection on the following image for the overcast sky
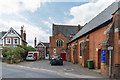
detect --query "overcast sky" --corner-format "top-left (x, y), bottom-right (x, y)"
top-left (0, 0), bottom-right (115, 47)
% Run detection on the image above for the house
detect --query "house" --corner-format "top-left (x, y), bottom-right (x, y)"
top-left (49, 24), bottom-right (82, 61)
top-left (0, 26), bottom-right (27, 47)
top-left (34, 38), bottom-right (49, 59)
top-left (67, 1), bottom-right (120, 78)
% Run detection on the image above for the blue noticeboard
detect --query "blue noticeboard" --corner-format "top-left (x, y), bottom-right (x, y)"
top-left (101, 50), bottom-right (106, 63)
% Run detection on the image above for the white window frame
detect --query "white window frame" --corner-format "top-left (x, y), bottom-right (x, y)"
top-left (79, 40), bottom-right (84, 58)
top-left (13, 38), bottom-right (19, 45)
top-left (0, 39), bottom-right (2, 44)
top-left (6, 38), bottom-right (11, 44)
top-left (53, 48), bottom-right (56, 53)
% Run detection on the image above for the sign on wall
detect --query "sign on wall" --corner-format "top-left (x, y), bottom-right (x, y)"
top-left (101, 50), bottom-right (106, 63)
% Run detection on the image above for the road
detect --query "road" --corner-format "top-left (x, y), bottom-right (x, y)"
top-left (2, 63), bottom-right (65, 78)
top-left (1, 63), bottom-right (114, 80)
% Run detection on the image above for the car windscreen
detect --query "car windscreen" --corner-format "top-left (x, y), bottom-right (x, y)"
top-left (53, 56), bottom-right (61, 59)
top-left (28, 55), bottom-right (33, 57)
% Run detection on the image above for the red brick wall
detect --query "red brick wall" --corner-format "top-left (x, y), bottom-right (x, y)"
top-left (49, 32), bottom-right (70, 57)
top-left (69, 23), bottom-right (112, 69)
top-left (89, 25), bottom-right (108, 69)
top-left (4, 37), bottom-right (20, 46)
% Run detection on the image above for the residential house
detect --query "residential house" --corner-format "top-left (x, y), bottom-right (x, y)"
top-left (0, 26), bottom-right (27, 47)
top-left (35, 38), bottom-right (49, 59)
top-left (49, 24), bottom-right (82, 61)
top-left (67, 1), bottom-right (120, 78)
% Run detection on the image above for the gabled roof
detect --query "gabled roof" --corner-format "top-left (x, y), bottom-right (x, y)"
top-left (0, 31), bottom-right (7, 39)
top-left (53, 24), bottom-right (79, 37)
top-left (43, 43), bottom-right (49, 47)
top-left (36, 41), bottom-right (49, 48)
top-left (1, 27), bottom-right (27, 43)
top-left (1, 27), bottom-right (22, 39)
top-left (36, 41), bottom-right (46, 48)
top-left (68, 1), bottom-right (119, 44)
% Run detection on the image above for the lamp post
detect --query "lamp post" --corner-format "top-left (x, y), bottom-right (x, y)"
top-left (0, 47), bottom-right (2, 80)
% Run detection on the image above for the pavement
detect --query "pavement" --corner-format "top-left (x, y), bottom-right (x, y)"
top-left (14, 60), bottom-right (106, 78)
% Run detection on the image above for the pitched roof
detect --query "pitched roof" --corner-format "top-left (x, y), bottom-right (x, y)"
top-left (68, 1), bottom-right (119, 44)
top-left (37, 41), bottom-right (49, 48)
top-left (53, 24), bottom-right (79, 37)
top-left (1, 27), bottom-right (27, 43)
top-left (0, 31), bottom-right (7, 39)
top-left (43, 43), bottom-right (49, 47)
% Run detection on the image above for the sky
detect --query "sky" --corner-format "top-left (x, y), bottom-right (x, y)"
top-left (0, 0), bottom-right (116, 47)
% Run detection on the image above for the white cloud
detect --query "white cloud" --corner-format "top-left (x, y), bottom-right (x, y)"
top-left (0, 0), bottom-right (42, 14)
top-left (42, 17), bottom-right (55, 29)
top-left (0, 19), bottom-right (50, 47)
top-left (42, 20), bottom-right (52, 29)
top-left (67, 0), bottom-right (116, 26)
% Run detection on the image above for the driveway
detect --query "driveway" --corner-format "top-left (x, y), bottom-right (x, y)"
top-left (16, 60), bottom-right (106, 78)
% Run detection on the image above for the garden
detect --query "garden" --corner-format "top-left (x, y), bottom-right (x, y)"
top-left (2, 45), bottom-right (36, 64)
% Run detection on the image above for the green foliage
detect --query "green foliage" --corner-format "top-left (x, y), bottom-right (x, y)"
top-left (2, 45), bottom-right (36, 60)
top-left (18, 45), bottom-right (37, 58)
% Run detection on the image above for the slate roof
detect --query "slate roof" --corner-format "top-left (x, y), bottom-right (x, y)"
top-left (43, 43), bottom-right (49, 48)
top-left (68, 1), bottom-right (119, 44)
top-left (0, 31), bottom-right (7, 39)
top-left (37, 42), bottom-right (49, 48)
top-left (53, 24), bottom-right (79, 37)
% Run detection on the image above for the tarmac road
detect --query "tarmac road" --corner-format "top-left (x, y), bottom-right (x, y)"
top-left (2, 63), bottom-right (65, 78)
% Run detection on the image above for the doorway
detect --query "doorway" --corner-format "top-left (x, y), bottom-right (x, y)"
top-left (98, 49), bottom-right (101, 69)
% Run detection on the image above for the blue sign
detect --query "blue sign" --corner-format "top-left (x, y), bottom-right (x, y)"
top-left (101, 50), bottom-right (106, 63)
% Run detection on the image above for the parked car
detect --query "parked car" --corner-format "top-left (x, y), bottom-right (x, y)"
top-left (50, 55), bottom-right (63, 65)
top-left (26, 54), bottom-right (36, 61)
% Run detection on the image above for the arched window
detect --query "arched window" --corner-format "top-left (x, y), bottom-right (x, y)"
top-left (56, 39), bottom-right (64, 47)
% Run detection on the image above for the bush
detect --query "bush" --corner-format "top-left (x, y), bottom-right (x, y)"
top-left (17, 45), bottom-right (37, 59)
top-left (2, 45), bottom-right (37, 61)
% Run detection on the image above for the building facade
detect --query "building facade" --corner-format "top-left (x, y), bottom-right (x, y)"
top-left (49, 24), bottom-right (81, 60)
top-left (0, 26), bottom-right (27, 47)
top-left (35, 38), bottom-right (49, 59)
top-left (67, 1), bottom-right (120, 78)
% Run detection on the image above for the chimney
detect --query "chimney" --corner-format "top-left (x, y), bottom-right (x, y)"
top-left (34, 37), bottom-right (37, 48)
top-left (23, 30), bottom-right (26, 41)
top-left (52, 24), bottom-right (55, 36)
top-left (21, 25), bottom-right (24, 39)
top-left (78, 24), bottom-right (82, 31)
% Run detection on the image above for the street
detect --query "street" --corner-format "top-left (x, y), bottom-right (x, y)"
top-left (2, 60), bottom-right (105, 78)
top-left (2, 63), bottom-right (65, 78)
top-left (1, 60), bottom-right (116, 80)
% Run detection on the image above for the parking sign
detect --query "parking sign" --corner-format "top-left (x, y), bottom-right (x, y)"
top-left (101, 50), bottom-right (106, 63)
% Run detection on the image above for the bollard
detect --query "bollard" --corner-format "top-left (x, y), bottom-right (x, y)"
top-left (11, 59), bottom-right (13, 64)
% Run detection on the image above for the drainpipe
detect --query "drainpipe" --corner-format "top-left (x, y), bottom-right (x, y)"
top-left (109, 50), bottom-right (112, 78)
top-left (45, 47), bottom-right (46, 59)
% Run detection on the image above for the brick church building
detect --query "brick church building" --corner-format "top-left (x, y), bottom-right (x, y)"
top-left (49, 24), bottom-right (82, 60)
top-left (67, 1), bottom-right (120, 78)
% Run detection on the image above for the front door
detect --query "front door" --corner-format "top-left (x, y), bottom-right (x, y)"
top-left (60, 53), bottom-right (66, 61)
top-left (98, 49), bottom-right (101, 69)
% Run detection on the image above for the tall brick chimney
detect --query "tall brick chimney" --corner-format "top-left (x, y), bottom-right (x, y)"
top-left (23, 30), bottom-right (26, 41)
top-left (78, 24), bottom-right (82, 31)
top-left (21, 25), bottom-right (24, 39)
top-left (52, 24), bottom-right (55, 36)
top-left (34, 37), bottom-right (37, 48)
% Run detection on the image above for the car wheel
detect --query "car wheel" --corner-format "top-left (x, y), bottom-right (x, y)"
top-left (61, 62), bottom-right (63, 65)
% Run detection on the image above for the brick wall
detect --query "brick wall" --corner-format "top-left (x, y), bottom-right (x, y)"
top-left (49, 32), bottom-right (70, 57)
